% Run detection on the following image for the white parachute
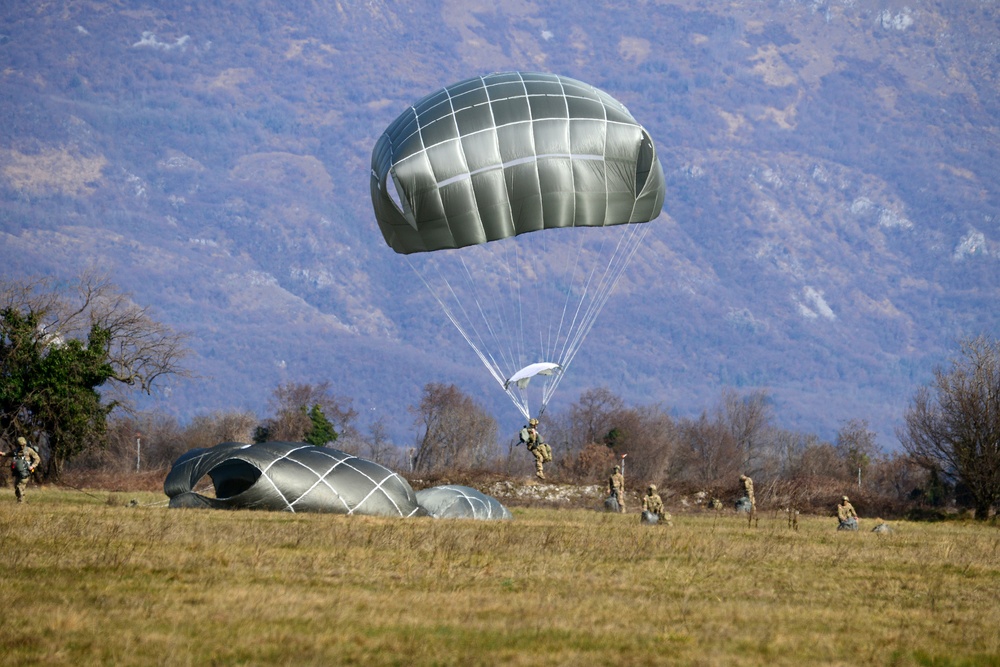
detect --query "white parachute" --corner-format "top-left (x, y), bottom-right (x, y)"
top-left (504, 362), bottom-right (562, 391)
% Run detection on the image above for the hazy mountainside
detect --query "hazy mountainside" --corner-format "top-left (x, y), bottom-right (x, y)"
top-left (1, 0), bottom-right (998, 447)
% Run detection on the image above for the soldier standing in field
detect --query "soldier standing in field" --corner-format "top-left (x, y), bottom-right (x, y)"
top-left (609, 465), bottom-right (625, 513)
top-left (739, 474), bottom-right (757, 527)
top-left (3, 437), bottom-right (41, 503)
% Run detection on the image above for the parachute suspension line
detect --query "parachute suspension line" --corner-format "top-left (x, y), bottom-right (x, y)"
top-left (538, 230), bottom-right (608, 409)
top-left (441, 257), bottom-right (513, 382)
top-left (493, 228), bottom-right (582, 420)
top-left (465, 238), bottom-right (532, 418)
top-left (545, 226), bottom-right (589, 366)
top-left (406, 256), bottom-right (509, 392)
top-left (509, 236), bottom-right (543, 419)
top-left (512, 226), bottom-right (579, 417)
top-left (532, 227), bottom-right (586, 408)
top-left (508, 237), bottom-right (529, 382)
top-left (541, 222), bottom-right (652, 408)
top-left (456, 253), bottom-right (520, 380)
top-left (463, 246), bottom-right (533, 421)
top-left (405, 222), bottom-right (652, 422)
top-left (561, 223), bottom-right (648, 371)
top-left (575, 223), bottom-right (649, 353)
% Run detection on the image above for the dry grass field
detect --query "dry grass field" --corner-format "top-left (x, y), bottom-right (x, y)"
top-left (1, 486), bottom-right (998, 666)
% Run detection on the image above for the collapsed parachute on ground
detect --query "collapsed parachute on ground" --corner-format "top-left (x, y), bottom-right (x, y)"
top-left (164, 442), bottom-right (425, 517)
top-left (416, 485), bottom-right (513, 520)
top-left (370, 72), bottom-right (667, 419)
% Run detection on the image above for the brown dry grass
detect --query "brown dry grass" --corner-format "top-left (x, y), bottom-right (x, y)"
top-left (1, 486), bottom-right (998, 666)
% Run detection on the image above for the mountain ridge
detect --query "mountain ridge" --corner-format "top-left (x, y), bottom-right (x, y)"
top-left (1, 0), bottom-right (998, 447)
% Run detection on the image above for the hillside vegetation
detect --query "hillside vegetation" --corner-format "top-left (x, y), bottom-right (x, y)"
top-left (0, 1), bottom-right (998, 444)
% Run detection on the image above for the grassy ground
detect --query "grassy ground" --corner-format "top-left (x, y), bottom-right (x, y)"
top-left (1, 487), bottom-right (998, 666)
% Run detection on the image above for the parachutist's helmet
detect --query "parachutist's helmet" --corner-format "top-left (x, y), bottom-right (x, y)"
top-left (613, 465), bottom-right (620, 472)
top-left (16, 436), bottom-right (26, 447)
top-left (529, 418), bottom-right (539, 426)
top-left (842, 496), bottom-right (849, 502)
top-left (648, 485), bottom-right (656, 493)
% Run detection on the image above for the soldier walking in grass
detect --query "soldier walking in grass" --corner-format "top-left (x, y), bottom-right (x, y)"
top-left (3, 437), bottom-right (41, 503)
top-left (609, 465), bottom-right (625, 513)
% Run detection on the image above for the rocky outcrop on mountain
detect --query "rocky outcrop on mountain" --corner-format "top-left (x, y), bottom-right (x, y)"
top-left (0, 1), bottom-right (997, 444)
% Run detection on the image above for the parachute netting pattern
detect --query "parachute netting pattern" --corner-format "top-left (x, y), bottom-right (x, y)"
top-left (416, 485), bottom-right (513, 520)
top-left (164, 442), bottom-right (425, 517)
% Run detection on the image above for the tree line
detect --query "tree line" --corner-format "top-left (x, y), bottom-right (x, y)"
top-left (3, 275), bottom-right (998, 520)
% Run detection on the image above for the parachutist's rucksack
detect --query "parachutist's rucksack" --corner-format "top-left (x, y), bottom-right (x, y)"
top-left (604, 495), bottom-right (620, 513)
top-left (12, 455), bottom-right (32, 479)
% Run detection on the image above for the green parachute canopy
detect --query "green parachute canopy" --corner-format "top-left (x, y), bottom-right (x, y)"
top-left (371, 71), bottom-right (666, 254)
top-left (370, 72), bottom-right (667, 419)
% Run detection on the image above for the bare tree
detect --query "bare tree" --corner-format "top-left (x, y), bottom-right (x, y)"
top-left (257, 381), bottom-right (357, 443)
top-left (71, 411), bottom-right (183, 472)
top-left (362, 417), bottom-right (398, 467)
top-left (602, 404), bottom-right (677, 484)
top-left (561, 442), bottom-right (618, 484)
top-left (336, 417), bottom-right (400, 466)
top-left (670, 389), bottom-right (775, 490)
top-left (674, 412), bottom-right (740, 488)
top-left (4, 271), bottom-right (191, 399)
top-left (722, 388), bottom-right (773, 473)
top-left (567, 387), bottom-right (625, 447)
top-left (185, 411), bottom-right (258, 449)
top-left (899, 335), bottom-right (1000, 520)
top-left (836, 418), bottom-right (880, 487)
top-left (410, 383), bottom-right (498, 474)
top-left (768, 428), bottom-right (815, 479)
top-left (868, 452), bottom-right (927, 503)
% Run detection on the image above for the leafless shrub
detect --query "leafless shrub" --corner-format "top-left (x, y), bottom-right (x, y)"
top-left (410, 382), bottom-right (498, 474)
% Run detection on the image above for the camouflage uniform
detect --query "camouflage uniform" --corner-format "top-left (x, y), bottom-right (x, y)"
top-left (740, 474), bottom-right (756, 526)
top-left (609, 466), bottom-right (625, 513)
top-left (642, 485), bottom-right (663, 515)
top-left (837, 496), bottom-right (858, 525)
top-left (641, 485), bottom-right (672, 526)
top-left (6, 437), bottom-right (41, 503)
top-left (522, 419), bottom-right (551, 480)
top-left (740, 474), bottom-right (755, 511)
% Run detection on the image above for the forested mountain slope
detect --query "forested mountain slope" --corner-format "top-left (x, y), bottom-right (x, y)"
top-left (1, 0), bottom-right (997, 445)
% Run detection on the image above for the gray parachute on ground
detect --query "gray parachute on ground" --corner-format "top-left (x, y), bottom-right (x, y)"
top-left (416, 485), bottom-right (513, 520)
top-left (164, 442), bottom-right (425, 517)
top-left (838, 517), bottom-right (859, 531)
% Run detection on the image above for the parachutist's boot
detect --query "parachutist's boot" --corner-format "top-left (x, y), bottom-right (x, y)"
top-left (536, 470), bottom-right (545, 480)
